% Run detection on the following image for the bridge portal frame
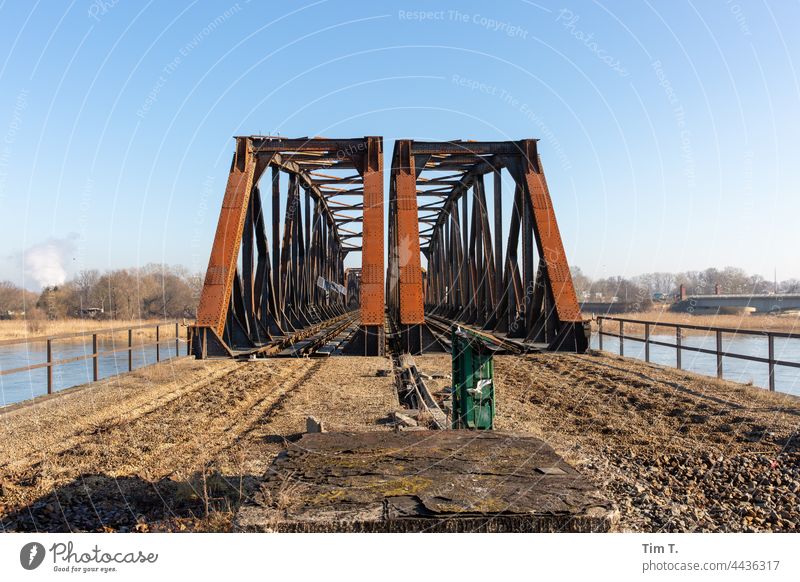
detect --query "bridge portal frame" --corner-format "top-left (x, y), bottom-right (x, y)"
top-left (191, 135), bottom-right (384, 358)
top-left (388, 139), bottom-right (588, 353)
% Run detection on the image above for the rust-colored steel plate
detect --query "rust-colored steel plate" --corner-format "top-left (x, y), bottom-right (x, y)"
top-left (396, 141), bottom-right (424, 324)
top-left (196, 139), bottom-right (256, 334)
top-left (360, 137), bottom-right (385, 326)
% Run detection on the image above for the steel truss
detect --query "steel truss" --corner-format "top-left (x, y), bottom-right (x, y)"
top-left (191, 136), bottom-right (384, 357)
top-left (388, 139), bottom-right (589, 353)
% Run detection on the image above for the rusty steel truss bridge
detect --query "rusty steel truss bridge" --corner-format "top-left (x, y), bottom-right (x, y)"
top-left (189, 136), bottom-right (589, 358)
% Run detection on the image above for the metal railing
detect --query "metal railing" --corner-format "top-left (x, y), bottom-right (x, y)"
top-left (0, 321), bottom-right (188, 398)
top-left (597, 315), bottom-right (800, 392)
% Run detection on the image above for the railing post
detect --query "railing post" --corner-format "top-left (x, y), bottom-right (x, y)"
top-left (676, 326), bottom-right (682, 370)
top-left (644, 322), bottom-right (650, 363)
top-left (128, 329), bottom-right (133, 372)
top-left (715, 330), bottom-right (723, 379)
top-left (598, 318), bottom-right (603, 351)
top-left (156, 325), bottom-right (160, 362)
top-left (619, 320), bottom-right (624, 356)
top-left (768, 333), bottom-right (775, 392)
top-left (175, 322), bottom-right (179, 359)
top-left (92, 333), bottom-right (98, 382)
top-left (46, 338), bottom-right (53, 395)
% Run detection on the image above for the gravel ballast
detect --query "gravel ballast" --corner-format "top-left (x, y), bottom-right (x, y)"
top-left (416, 351), bottom-right (800, 532)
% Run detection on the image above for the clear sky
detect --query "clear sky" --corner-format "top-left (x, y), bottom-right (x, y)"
top-left (0, 0), bottom-right (798, 290)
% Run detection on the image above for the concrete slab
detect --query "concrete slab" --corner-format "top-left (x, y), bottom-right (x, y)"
top-left (235, 430), bottom-right (617, 532)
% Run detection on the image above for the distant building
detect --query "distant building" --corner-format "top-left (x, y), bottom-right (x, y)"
top-left (79, 307), bottom-right (104, 318)
top-left (0, 310), bottom-right (25, 320)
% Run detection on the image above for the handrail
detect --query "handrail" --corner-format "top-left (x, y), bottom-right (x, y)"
top-left (0, 321), bottom-right (178, 347)
top-left (0, 321), bottom-right (189, 399)
top-left (597, 315), bottom-right (800, 339)
top-left (596, 315), bottom-right (800, 392)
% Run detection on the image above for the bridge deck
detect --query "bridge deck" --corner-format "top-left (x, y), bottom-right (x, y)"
top-left (0, 352), bottom-right (798, 533)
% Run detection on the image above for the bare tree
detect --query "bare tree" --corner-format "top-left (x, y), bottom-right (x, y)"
top-left (0, 281), bottom-right (38, 314)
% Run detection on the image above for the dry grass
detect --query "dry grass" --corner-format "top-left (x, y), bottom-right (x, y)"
top-left (589, 308), bottom-right (800, 336)
top-left (0, 318), bottom-right (191, 342)
top-left (0, 356), bottom-right (398, 532)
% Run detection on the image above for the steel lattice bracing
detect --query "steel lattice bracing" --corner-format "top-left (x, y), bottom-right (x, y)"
top-left (388, 139), bottom-right (589, 353)
top-left (191, 136), bottom-right (384, 357)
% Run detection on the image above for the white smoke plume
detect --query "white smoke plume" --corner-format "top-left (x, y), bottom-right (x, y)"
top-left (22, 235), bottom-right (78, 288)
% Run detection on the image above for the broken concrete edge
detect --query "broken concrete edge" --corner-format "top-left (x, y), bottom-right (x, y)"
top-left (234, 506), bottom-right (619, 533)
top-left (235, 430), bottom-right (618, 533)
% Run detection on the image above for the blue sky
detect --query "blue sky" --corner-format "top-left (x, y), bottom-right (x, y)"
top-left (0, 0), bottom-right (798, 289)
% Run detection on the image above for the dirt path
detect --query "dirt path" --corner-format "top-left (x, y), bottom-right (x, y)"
top-left (0, 356), bottom-right (396, 532)
top-left (417, 351), bottom-right (800, 532)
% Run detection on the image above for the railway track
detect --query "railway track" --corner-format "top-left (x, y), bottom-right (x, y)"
top-left (273, 312), bottom-right (360, 357)
top-left (424, 314), bottom-right (528, 355)
top-left (386, 315), bottom-right (449, 429)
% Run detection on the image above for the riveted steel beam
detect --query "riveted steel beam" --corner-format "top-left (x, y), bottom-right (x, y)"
top-left (394, 138), bottom-right (588, 354)
top-left (191, 136), bottom-right (381, 358)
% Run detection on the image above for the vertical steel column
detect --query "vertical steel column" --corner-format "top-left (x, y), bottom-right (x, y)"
top-left (359, 136), bottom-right (385, 355)
top-left (271, 166), bottom-right (281, 311)
top-left (394, 140), bottom-right (424, 354)
top-left (493, 168), bottom-right (503, 307)
top-left (461, 192), bottom-right (470, 318)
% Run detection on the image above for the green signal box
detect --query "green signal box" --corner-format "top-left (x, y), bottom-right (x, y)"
top-left (451, 326), bottom-right (497, 430)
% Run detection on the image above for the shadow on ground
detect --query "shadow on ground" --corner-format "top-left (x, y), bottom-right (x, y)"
top-left (1, 471), bottom-right (263, 532)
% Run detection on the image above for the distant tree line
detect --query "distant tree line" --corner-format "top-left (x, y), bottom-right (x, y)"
top-left (1, 263), bottom-right (799, 321)
top-left (0, 281), bottom-right (38, 316)
top-left (0, 265), bottom-right (203, 320)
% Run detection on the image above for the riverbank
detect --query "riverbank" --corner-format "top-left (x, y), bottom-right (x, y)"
top-left (0, 318), bottom-right (187, 342)
top-left (588, 308), bottom-right (800, 335)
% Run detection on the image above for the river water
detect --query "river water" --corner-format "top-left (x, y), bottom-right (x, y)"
top-left (590, 333), bottom-right (800, 396)
top-left (0, 338), bottom-right (182, 407)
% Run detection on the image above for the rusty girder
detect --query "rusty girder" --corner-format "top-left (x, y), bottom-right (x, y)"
top-left (389, 139), bottom-right (589, 353)
top-left (190, 136), bottom-right (384, 357)
top-left (387, 140), bottom-right (425, 353)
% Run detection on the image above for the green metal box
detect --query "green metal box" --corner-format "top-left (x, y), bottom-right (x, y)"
top-left (451, 327), bottom-right (495, 430)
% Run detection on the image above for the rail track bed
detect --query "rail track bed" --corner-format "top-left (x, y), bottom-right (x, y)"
top-left (1, 349), bottom-right (797, 532)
